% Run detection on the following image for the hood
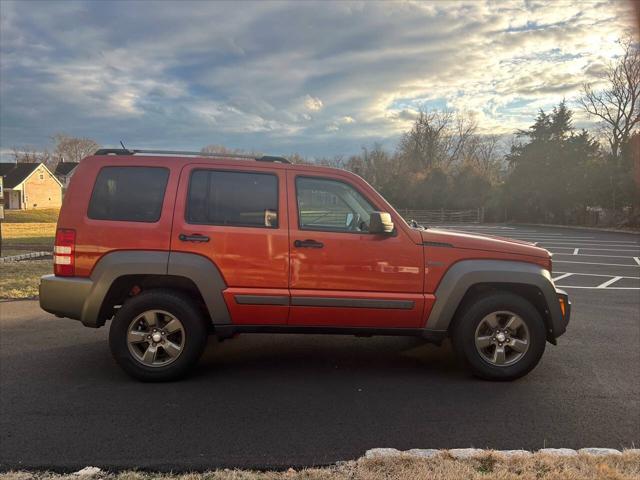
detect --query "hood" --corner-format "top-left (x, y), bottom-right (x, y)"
top-left (421, 228), bottom-right (550, 259)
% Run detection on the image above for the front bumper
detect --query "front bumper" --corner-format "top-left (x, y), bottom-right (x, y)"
top-left (39, 274), bottom-right (93, 322)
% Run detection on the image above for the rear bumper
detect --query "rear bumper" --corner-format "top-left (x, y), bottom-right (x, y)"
top-left (39, 274), bottom-right (93, 323)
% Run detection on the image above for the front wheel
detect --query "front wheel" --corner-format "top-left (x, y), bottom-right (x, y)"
top-left (452, 292), bottom-right (547, 381)
top-left (109, 289), bottom-right (208, 382)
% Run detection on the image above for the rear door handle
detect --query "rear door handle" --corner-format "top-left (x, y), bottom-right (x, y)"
top-left (294, 239), bottom-right (324, 249)
top-left (179, 233), bottom-right (210, 243)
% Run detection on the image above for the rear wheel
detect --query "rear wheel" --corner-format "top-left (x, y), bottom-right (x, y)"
top-left (452, 292), bottom-right (546, 381)
top-left (109, 289), bottom-right (208, 381)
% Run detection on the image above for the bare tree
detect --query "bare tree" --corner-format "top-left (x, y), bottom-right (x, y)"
top-left (347, 143), bottom-right (397, 186)
top-left (11, 147), bottom-right (54, 165)
top-left (462, 134), bottom-right (503, 180)
top-left (201, 144), bottom-right (235, 154)
top-left (396, 109), bottom-right (477, 171)
top-left (201, 144), bottom-right (260, 156)
top-left (579, 37), bottom-right (640, 159)
top-left (317, 155), bottom-right (347, 169)
top-left (52, 134), bottom-right (101, 163)
top-left (285, 153), bottom-right (310, 164)
top-left (447, 112), bottom-right (478, 168)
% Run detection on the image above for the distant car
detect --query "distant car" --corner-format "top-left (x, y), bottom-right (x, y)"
top-left (39, 149), bottom-right (570, 381)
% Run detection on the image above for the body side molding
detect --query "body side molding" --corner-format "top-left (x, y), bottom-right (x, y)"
top-left (234, 295), bottom-right (289, 306)
top-left (425, 260), bottom-right (565, 339)
top-left (291, 297), bottom-right (415, 310)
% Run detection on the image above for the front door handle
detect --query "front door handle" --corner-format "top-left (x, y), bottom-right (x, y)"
top-left (294, 239), bottom-right (324, 249)
top-left (179, 233), bottom-right (210, 243)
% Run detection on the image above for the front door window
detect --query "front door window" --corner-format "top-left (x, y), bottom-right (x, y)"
top-left (296, 177), bottom-right (375, 233)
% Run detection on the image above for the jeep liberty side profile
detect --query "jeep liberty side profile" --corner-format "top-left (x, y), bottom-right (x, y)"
top-left (39, 149), bottom-right (570, 381)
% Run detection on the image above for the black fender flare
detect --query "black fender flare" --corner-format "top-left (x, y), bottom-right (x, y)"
top-left (167, 251), bottom-right (230, 324)
top-left (425, 260), bottom-right (566, 339)
top-left (80, 251), bottom-right (230, 327)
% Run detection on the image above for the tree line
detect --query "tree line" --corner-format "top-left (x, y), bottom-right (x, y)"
top-left (10, 39), bottom-right (639, 226)
top-left (281, 98), bottom-right (637, 226)
top-left (282, 38), bottom-right (640, 226)
top-left (9, 133), bottom-right (101, 167)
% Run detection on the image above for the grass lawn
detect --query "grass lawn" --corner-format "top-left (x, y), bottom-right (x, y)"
top-left (0, 452), bottom-right (639, 479)
top-left (3, 208), bottom-right (59, 223)
top-left (1, 223), bottom-right (56, 254)
top-left (0, 260), bottom-right (51, 299)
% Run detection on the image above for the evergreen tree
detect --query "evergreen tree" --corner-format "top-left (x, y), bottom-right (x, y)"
top-left (505, 102), bottom-right (601, 223)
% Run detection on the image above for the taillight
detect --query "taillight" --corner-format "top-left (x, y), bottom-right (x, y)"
top-left (54, 228), bottom-right (76, 276)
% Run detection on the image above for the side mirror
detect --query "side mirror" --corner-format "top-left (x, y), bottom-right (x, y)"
top-left (369, 211), bottom-right (394, 234)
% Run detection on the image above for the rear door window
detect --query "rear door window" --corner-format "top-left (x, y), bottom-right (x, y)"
top-left (186, 170), bottom-right (279, 228)
top-left (88, 166), bottom-right (169, 222)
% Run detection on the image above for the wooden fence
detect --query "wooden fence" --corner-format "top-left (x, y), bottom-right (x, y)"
top-left (398, 208), bottom-right (484, 225)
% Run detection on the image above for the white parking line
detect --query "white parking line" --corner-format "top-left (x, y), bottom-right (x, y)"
top-left (507, 238), bottom-right (638, 243)
top-left (559, 286), bottom-right (640, 290)
top-left (552, 273), bottom-right (574, 282)
top-left (550, 252), bottom-right (636, 259)
top-left (528, 235), bottom-right (640, 242)
top-left (553, 271), bottom-right (640, 279)
top-left (506, 234), bottom-right (590, 237)
top-left (528, 239), bottom-right (593, 242)
top-left (510, 232), bottom-right (596, 238)
top-left (543, 245), bottom-right (640, 251)
top-left (515, 239), bottom-right (640, 252)
top-left (596, 276), bottom-right (623, 288)
top-left (436, 225), bottom-right (520, 230)
top-left (554, 260), bottom-right (639, 267)
top-left (515, 237), bottom-right (639, 242)
top-left (538, 242), bottom-right (640, 252)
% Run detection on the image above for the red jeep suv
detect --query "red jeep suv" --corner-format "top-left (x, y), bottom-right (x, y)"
top-left (39, 149), bottom-right (570, 381)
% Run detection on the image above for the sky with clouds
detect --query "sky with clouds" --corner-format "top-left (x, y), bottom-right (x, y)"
top-left (0, 0), bottom-right (636, 159)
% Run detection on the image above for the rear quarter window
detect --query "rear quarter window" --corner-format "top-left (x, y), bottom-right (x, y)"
top-left (87, 166), bottom-right (170, 222)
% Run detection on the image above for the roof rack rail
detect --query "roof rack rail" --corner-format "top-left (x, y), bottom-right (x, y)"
top-left (93, 148), bottom-right (290, 164)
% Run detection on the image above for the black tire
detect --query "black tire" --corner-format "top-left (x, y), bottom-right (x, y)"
top-left (452, 292), bottom-right (547, 381)
top-left (109, 289), bottom-right (208, 382)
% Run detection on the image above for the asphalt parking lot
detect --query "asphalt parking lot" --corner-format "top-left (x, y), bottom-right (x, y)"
top-left (0, 224), bottom-right (638, 472)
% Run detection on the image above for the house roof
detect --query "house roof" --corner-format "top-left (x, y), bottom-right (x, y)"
top-left (0, 162), bottom-right (41, 188)
top-left (0, 163), bottom-right (17, 177)
top-left (54, 161), bottom-right (79, 176)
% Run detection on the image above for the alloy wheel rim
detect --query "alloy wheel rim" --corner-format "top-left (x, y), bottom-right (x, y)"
top-left (474, 311), bottom-right (530, 367)
top-left (127, 310), bottom-right (185, 367)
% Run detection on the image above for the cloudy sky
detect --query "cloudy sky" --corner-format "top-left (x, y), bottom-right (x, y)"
top-left (0, 0), bottom-right (636, 159)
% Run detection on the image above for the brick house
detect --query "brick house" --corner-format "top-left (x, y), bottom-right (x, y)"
top-left (0, 162), bottom-right (62, 210)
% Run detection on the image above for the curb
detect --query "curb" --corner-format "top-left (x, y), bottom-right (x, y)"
top-left (0, 296), bottom-right (39, 303)
top-left (65, 449), bottom-right (640, 477)
top-left (364, 447), bottom-right (637, 459)
top-left (0, 251), bottom-right (51, 263)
